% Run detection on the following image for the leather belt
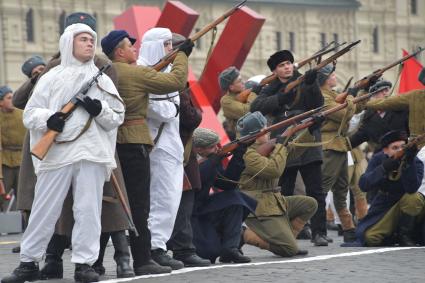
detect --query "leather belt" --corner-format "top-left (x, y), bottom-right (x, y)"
top-left (122, 119), bottom-right (145, 127)
top-left (262, 187), bottom-right (281, 193)
top-left (2, 145), bottom-right (22, 151)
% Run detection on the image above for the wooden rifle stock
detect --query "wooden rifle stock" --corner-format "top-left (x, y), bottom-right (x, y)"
top-left (152, 0), bottom-right (246, 71)
top-left (111, 172), bottom-right (139, 237)
top-left (335, 47), bottom-right (425, 104)
top-left (258, 41), bottom-right (348, 87)
top-left (30, 64), bottom-right (111, 160)
top-left (218, 105), bottom-right (325, 156)
top-left (235, 89), bottom-right (253, 103)
top-left (282, 40), bottom-right (361, 95)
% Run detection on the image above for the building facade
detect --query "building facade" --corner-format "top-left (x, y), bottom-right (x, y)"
top-left (0, 0), bottom-right (424, 90)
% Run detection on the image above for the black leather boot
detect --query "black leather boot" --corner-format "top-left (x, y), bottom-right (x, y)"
top-left (399, 213), bottom-right (417, 247)
top-left (40, 234), bottom-right (69, 280)
top-left (1, 262), bottom-right (40, 283)
top-left (219, 248), bottom-right (251, 263)
top-left (111, 231), bottom-right (134, 278)
top-left (74, 264), bottom-right (99, 283)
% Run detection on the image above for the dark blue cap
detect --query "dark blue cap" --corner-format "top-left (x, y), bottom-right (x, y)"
top-left (0, 85), bottom-right (13, 99)
top-left (21, 55), bottom-right (46, 78)
top-left (65, 12), bottom-right (96, 32)
top-left (101, 30), bottom-right (137, 57)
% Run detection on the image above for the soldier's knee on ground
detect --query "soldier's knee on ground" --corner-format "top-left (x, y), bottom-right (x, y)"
top-left (400, 193), bottom-right (425, 216)
top-left (269, 242), bottom-right (298, 257)
top-left (302, 196), bottom-right (318, 220)
top-left (364, 229), bottom-right (384, 247)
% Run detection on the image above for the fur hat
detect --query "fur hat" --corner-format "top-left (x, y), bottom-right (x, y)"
top-left (218, 66), bottom-right (240, 91)
top-left (380, 130), bottom-right (408, 148)
top-left (21, 55), bottom-right (45, 78)
top-left (369, 79), bottom-right (392, 94)
top-left (0, 85), bottom-right (13, 100)
top-left (317, 64), bottom-right (335, 86)
top-left (193, 128), bottom-right (220, 148)
top-left (65, 12), bottom-right (96, 32)
top-left (267, 50), bottom-right (294, 71)
top-left (236, 111), bottom-right (267, 137)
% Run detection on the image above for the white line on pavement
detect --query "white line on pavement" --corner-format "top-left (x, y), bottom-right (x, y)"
top-left (100, 247), bottom-right (425, 282)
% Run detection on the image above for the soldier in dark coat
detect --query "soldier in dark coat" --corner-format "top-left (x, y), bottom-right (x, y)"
top-left (191, 128), bottom-right (256, 264)
top-left (349, 80), bottom-right (409, 153)
top-left (11, 13), bottom-right (134, 279)
top-left (250, 50), bottom-right (327, 245)
top-left (356, 131), bottom-right (425, 246)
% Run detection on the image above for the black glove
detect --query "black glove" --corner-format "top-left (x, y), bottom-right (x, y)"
top-left (79, 96), bottom-right (102, 117)
top-left (308, 115), bottom-right (325, 134)
top-left (277, 91), bottom-right (293, 105)
top-left (382, 157), bottom-right (400, 173)
top-left (47, 112), bottom-right (65, 132)
top-left (178, 39), bottom-right (194, 57)
top-left (404, 144), bottom-right (418, 164)
top-left (304, 69), bottom-right (318, 85)
top-left (347, 87), bottom-right (360, 97)
top-left (252, 84), bottom-right (263, 95)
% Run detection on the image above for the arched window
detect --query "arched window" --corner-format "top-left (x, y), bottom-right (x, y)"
top-left (320, 33), bottom-right (326, 49)
top-left (59, 10), bottom-right (66, 34)
top-left (93, 12), bottom-right (98, 32)
top-left (26, 8), bottom-right (34, 42)
top-left (411, 0), bottom-right (418, 15)
top-left (372, 26), bottom-right (379, 53)
top-left (289, 31), bottom-right (295, 52)
top-left (276, 31), bottom-right (282, 51)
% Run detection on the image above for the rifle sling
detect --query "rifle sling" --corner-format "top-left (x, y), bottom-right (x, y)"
top-left (55, 117), bottom-right (93, 145)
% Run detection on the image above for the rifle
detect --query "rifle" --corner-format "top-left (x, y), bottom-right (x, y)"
top-left (335, 47), bottom-right (425, 104)
top-left (110, 172), bottom-right (139, 237)
top-left (152, 0), bottom-right (247, 71)
top-left (260, 41), bottom-right (347, 86)
top-left (280, 40), bottom-right (361, 96)
top-left (256, 90), bottom-right (380, 156)
top-left (218, 105), bottom-right (326, 156)
top-left (235, 41), bottom-right (349, 103)
top-left (388, 132), bottom-right (425, 181)
top-left (30, 64), bottom-right (111, 160)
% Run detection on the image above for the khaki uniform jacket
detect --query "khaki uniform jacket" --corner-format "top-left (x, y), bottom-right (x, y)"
top-left (239, 142), bottom-right (288, 217)
top-left (321, 88), bottom-right (360, 152)
top-left (114, 52), bottom-right (188, 146)
top-left (366, 89), bottom-right (425, 146)
top-left (220, 91), bottom-right (257, 134)
top-left (0, 109), bottom-right (26, 168)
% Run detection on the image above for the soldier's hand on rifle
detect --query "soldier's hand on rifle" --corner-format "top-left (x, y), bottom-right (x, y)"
top-left (347, 87), bottom-right (360, 97)
top-left (78, 96), bottom-right (102, 117)
top-left (382, 157), bottom-right (400, 173)
top-left (178, 39), bottom-right (195, 57)
top-left (404, 144), bottom-right (418, 164)
top-left (252, 84), bottom-right (263, 95)
top-left (308, 115), bottom-right (325, 134)
top-left (304, 69), bottom-right (318, 85)
top-left (47, 112), bottom-right (66, 132)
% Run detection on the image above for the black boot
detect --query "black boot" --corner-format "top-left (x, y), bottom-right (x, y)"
top-left (74, 264), bottom-right (99, 283)
top-left (111, 231), bottom-right (134, 278)
top-left (133, 259), bottom-right (172, 275)
top-left (174, 253), bottom-right (211, 267)
top-left (40, 234), bottom-right (69, 280)
top-left (343, 228), bottom-right (357, 243)
top-left (399, 213), bottom-right (417, 247)
top-left (219, 248), bottom-right (251, 263)
top-left (92, 232), bottom-right (109, 276)
top-left (1, 262), bottom-right (40, 283)
top-left (297, 224), bottom-right (312, 240)
top-left (151, 248), bottom-right (184, 270)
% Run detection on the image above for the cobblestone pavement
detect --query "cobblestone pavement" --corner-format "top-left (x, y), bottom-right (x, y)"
top-left (1, 231), bottom-right (424, 283)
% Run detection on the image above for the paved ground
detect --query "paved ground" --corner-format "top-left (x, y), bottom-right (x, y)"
top-left (1, 231), bottom-right (424, 283)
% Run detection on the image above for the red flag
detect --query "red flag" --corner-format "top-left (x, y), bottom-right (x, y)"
top-left (398, 49), bottom-right (425, 94)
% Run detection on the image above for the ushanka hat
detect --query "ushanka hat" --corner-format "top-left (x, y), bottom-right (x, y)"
top-left (418, 67), bottom-right (425, 86)
top-left (267, 50), bottom-right (294, 71)
top-left (369, 79), bottom-right (392, 94)
top-left (317, 64), bottom-right (335, 86)
top-left (21, 55), bottom-right (45, 78)
top-left (218, 66), bottom-right (240, 91)
top-left (0, 85), bottom-right (13, 100)
top-left (380, 130), bottom-right (408, 148)
top-left (193, 128), bottom-right (220, 148)
top-left (65, 12), bottom-right (96, 32)
top-left (236, 111), bottom-right (267, 137)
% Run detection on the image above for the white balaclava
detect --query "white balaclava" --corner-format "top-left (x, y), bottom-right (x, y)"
top-left (137, 27), bottom-right (172, 67)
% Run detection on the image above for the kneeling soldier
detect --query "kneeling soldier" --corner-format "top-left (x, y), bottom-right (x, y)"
top-left (238, 112), bottom-right (318, 257)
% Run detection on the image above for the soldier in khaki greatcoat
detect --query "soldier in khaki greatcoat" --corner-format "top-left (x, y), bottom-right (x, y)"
top-left (101, 29), bottom-right (193, 275)
top-left (219, 67), bottom-right (257, 139)
top-left (237, 112), bottom-right (318, 257)
top-left (0, 86), bottom-right (26, 211)
top-left (318, 64), bottom-right (371, 243)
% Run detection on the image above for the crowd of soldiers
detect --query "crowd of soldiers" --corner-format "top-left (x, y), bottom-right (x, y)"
top-left (1, 10), bottom-right (425, 283)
